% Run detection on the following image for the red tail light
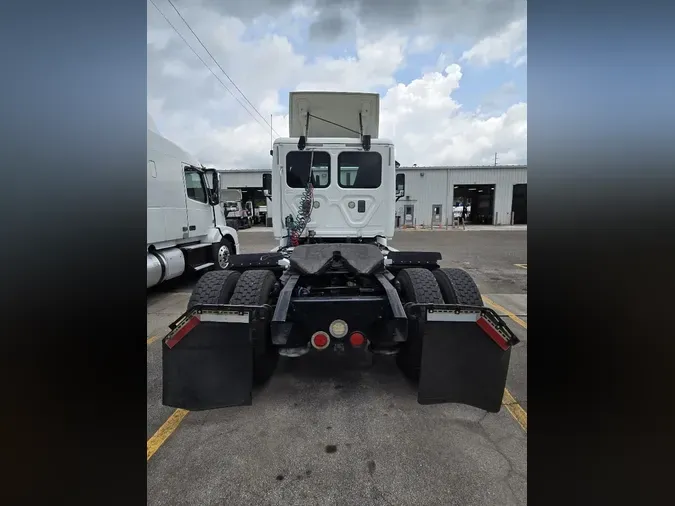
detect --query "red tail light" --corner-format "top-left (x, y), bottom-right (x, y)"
top-left (311, 331), bottom-right (330, 350)
top-left (349, 332), bottom-right (365, 347)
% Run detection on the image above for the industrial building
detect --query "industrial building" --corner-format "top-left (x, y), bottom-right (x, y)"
top-left (396, 165), bottom-right (527, 227)
top-left (218, 164), bottom-right (527, 228)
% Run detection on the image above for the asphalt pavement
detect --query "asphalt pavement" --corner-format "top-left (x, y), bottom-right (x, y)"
top-left (147, 228), bottom-right (527, 506)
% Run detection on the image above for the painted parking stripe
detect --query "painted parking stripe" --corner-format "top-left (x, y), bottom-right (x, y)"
top-left (146, 335), bottom-right (160, 345)
top-left (482, 296), bottom-right (527, 330)
top-left (514, 263), bottom-right (527, 269)
top-left (502, 389), bottom-right (527, 432)
top-left (147, 408), bottom-right (189, 461)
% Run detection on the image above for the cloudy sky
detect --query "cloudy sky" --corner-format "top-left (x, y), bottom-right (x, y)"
top-left (148, 0), bottom-right (527, 169)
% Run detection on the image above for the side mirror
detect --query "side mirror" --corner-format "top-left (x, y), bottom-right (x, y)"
top-left (396, 173), bottom-right (405, 198)
top-left (262, 173), bottom-right (272, 199)
top-left (209, 171), bottom-right (220, 205)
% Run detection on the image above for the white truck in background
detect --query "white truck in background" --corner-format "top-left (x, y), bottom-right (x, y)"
top-left (255, 204), bottom-right (268, 225)
top-left (221, 188), bottom-right (268, 227)
top-left (221, 188), bottom-right (252, 229)
top-left (147, 116), bottom-right (239, 289)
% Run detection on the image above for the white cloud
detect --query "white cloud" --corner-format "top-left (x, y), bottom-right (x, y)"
top-left (460, 17), bottom-right (527, 67)
top-left (295, 33), bottom-right (408, 92)
top-left (409, 35), bottom-right (436, 54)
top-left (147, 23), bottom-right (172, 51)
top-left (147, 1), bottom-right (527, 169)
top-left (380, 66), bottom-right (526, 166)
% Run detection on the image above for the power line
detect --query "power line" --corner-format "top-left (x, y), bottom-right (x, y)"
top-left (165, 0), bottom-right (280, 137)
top-left (148, 0), bottom-right (270, 134)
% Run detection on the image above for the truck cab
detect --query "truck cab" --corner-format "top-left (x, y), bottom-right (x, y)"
top-left (267, 92), bottom-right (400, 248)
top-left (147, 117), bottom-right (239, 288)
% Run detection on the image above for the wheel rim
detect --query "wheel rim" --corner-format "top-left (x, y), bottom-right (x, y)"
top-left (217, 244), bottom-right (230, 268)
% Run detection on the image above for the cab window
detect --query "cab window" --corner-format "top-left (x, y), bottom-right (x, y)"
top-left (184, 169), bottom-right (207, 203)
top-left (338, 152), bottom-right (382, 189)
top-left (286, 151), bottom-right (331, 188)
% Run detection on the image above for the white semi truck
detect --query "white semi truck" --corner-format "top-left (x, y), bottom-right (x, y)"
top-left (161, 92), bottom-right (519, 413)
top-left (220, 188), bottom-right (251, 229)
top-left (254, 204), bottom-right (268, 225)
top-left (147, 116), bottom-right (239, 289)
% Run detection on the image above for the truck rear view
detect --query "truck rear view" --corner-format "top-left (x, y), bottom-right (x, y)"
top-left (161, 92), bottom-right (519, 412)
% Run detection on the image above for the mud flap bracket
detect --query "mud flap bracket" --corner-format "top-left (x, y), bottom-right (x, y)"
top-left (408, 303), bottom-right (520, 413)
top-left (162, 304), bottom-right (271, 410)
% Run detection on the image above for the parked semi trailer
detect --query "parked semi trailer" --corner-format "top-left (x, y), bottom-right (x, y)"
top-left (147, 116), bottom-right (239, 289)
top-left (161, 93), bottom-right (519, 411)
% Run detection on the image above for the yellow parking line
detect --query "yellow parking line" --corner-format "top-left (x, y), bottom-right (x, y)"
top-left (146, 335), bottom-right (160, 345)
top-left (514, 263), bottom-right (527, 269)
top-left (482, 296), bottom-right (528, 431)
top-left (502, 389), bottom-right (527, 432)
top-left (482, 296), bottom-right (527, 330)
top-left (147, 408), bottom-right (189, 461)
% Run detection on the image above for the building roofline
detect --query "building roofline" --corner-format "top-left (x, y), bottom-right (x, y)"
top-left (218, 164), bottom-right (527, 173)
top-left (399, 164), bottom-right (527, 170)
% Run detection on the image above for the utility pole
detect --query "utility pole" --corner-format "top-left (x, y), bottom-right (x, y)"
top-left (494, 152), bottom-right (498, 167)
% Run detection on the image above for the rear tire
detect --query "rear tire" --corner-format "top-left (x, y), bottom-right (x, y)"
top-left (187, 270), bottom-right (240, 310)
top-left (229, 269), bottom-right (279, 385)
top-left (432, 268), bottom-right (484, 306)
top-left (395, 268), bottom-right (444, 381)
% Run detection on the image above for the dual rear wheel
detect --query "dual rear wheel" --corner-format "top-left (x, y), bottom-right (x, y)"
top-left (188, 268), bottom-right (278, 385)
top-left (395, 267), bottom-right (484, 380)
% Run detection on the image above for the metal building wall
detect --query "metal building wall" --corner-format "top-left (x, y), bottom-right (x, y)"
top-left (396, 168), bottom-right (449, 227)
top-left (396, 166), bottom-right (527, 226)
top-left (219, 166), bottom-right (527, 227)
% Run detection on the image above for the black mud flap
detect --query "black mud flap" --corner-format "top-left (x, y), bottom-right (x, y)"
top-left (409, 304), bottom-right (520, 413)
top-left (162, 304), bottom-right (271, 410)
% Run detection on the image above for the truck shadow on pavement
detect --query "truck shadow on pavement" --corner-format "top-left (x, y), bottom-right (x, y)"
top-left (256, 354), bottom-right (423, 407)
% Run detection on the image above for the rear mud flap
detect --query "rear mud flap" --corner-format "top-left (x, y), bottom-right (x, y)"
top-left (162, 304), bottom-right (270, 410)
top-left (409, 304), bottom-right (520, 413)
